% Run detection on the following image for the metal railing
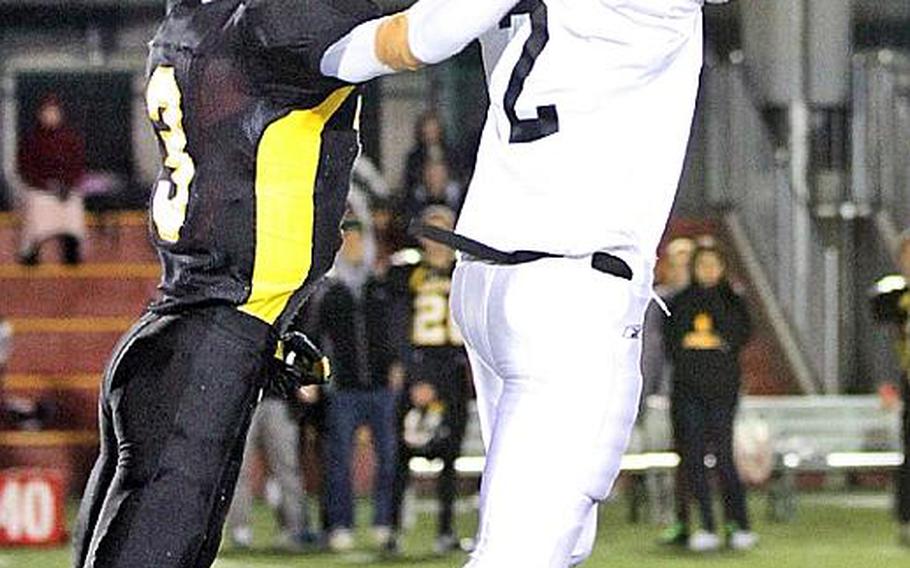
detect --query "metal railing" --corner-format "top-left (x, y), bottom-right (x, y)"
top-left (703, 50), bottom-right (910, 393)
top-left (850, 50), bottom-right (910, 393)
top-left (852, 50), bottom-right (910, 248)
top-left (702, 61), bottom-right (827, 393)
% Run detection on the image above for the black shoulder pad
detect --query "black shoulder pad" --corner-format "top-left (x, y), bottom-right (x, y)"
top-left (245, 0), bottom-right (380, 72)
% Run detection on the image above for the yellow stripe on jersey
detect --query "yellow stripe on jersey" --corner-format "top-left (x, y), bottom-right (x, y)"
top-left (240, 87), bottom-right (355, 324)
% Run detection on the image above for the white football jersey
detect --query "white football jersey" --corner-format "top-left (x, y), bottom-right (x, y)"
top-left (455, 0), bottom-right (704, 258)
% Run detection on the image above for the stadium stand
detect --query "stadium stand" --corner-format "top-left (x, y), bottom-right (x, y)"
top-left (0, 212), bottom-right (157, 494)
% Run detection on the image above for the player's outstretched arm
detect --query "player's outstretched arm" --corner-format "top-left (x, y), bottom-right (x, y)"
top-left (321, 0), bottom-right (521, 83)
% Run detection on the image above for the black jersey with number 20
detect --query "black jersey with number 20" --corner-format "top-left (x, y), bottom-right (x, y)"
top-left (145, 0), bottom-right (378, 332)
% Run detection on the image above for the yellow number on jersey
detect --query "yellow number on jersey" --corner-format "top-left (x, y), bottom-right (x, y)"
top-left (146, 66), bottom-right (195, 243)
top-left (412, 293), bottom-right (463, 347)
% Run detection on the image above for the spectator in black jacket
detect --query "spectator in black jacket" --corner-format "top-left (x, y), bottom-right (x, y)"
top-left (870, 229), bottom-right (910, 547)
top-left (306, 216), bottom-right (398, 552)
top-left (664, 244), bottom-right (756, 552)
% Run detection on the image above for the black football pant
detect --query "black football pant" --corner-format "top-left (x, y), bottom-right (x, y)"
top-left (73, 306), bottom-right (272, 568)
top-left (672, 387), bottom-right (750, 533)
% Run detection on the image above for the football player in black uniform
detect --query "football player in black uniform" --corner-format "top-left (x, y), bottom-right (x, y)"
top-left (388, 206), bottom-right (471, 553)
top-left (72, 1), bottom-right (378, 566)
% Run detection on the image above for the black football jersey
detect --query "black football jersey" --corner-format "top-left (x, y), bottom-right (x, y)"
top-left (145, 0), bottom-right (378, 332)
top-left (389, 258), bottom-right (464, 350)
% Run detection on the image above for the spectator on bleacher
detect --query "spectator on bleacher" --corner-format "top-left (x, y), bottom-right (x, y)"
top-left (870, 229), bottom-right (910, 547)
top-left (402, 111), bottom-right (460, 194)
top-left (0, 315), bottom-right (10, 426)
top-left (400, 160), bottom-right (463, 232)
top-left (0, 315), bottom-right (9, 375)
top-left (15, 93), bottom-right (86, 265)
top-left (664, 243), bottom-right (757, 552)
top-left (0, 317), bottom-right (49, 430)
top-left (305, 214), bottom-right (398, 552)
top-left (387, 206), bottom-right (471, 555)
top-left (225, 392), bottom-right (318, 551)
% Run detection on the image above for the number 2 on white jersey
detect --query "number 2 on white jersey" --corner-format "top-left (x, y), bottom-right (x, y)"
top-left (146, 65), bottom-right (195, 243)
top-left (500, 0), bottom-right (559, 144)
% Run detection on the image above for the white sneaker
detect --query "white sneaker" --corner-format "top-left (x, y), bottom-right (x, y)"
top-left (729, 530), bottom-right (759, 551)
top-left (688, 530), bottom-right (721, 552)
top-left (372, 525), bottom-right (392, 547)
top-left (328, 528), bottom-right (355, 552)
top-left (229, 526), bottom-right (253, 549)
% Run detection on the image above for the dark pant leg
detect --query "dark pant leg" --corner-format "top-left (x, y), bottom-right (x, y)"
top-left (61, 234), bottom-right (81, 264)
top-left (368, 389), bottom-right (398, 527)
top-left (676, 390), bottom-right (715, 532)
top-left (72, 401), bottom-right (118, 568)
top-left (673, 467), bottom-right (691, 526)
top-left (436, 400), bottom-right (467, 538)
top-left (898, 391), bottom-right (910, 524)
top-left (79, 310), bottom-right (269, 568)
top-left (391, 393), bottom-right (412, 532)
top-left (193, 391), bottom-right (260, 567)
top-left (73, 314), bottom-right (158, 568)
top-left (670, 392), bottom-right (691, 527)
top-left (324, 390), bottom-right (360, 529)
top-left (707, 395), bottom-right (750, 531)
top-left (437, 453), bottom-right (457, 537)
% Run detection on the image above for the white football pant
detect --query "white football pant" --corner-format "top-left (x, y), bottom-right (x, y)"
top-left (450, 253), bottom-right (652, 567)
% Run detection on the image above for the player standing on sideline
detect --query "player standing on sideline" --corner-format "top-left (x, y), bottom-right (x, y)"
top-left (72, 1), bottom-right (379, 566)
top-left (320, 0), bottom-right (715, 565)
top-left (387, 206), bottom-right (471, 554)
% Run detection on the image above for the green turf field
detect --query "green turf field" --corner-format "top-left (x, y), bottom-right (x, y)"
top-left (3, 493), bottom-right (908, 567)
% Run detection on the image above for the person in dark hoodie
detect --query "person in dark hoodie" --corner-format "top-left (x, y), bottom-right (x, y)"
top-left (307, 214), bottom-right (398, 552)
top-left (664, 244), bottom-right (756, 552)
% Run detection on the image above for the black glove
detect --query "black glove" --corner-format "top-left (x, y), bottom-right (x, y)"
top-left (266, 331), bottom-right (331, 399)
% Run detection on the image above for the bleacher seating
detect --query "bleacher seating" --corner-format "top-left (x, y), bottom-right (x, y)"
top-left (416, 395), bottom-right (904, 524)
top-left (0, 212), bottom-right (158, 493)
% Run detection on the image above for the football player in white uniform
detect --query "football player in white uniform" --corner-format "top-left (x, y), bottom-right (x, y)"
top-left (321, 1), bottom-right (709, 566)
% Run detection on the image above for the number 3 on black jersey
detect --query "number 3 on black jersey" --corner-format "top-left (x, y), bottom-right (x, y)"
top-left (146, 66), bottom-right (195, 243)
top-left (500, 0), bottom-right (559, 144)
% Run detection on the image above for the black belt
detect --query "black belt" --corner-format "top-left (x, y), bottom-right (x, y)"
top-left (408, 222), bottom-right (633, 281)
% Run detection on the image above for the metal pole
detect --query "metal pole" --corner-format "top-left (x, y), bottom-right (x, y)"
top-left (790, 0), bottom-right (818, 385)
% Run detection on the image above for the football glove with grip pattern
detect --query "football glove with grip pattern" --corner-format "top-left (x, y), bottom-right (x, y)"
top-left (267, 331), bottom-right (331, 398)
